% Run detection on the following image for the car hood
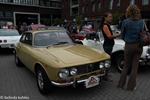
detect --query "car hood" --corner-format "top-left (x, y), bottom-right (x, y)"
top-left (114, 39), bottom-right (125, 45)
top-left (35, 44), bottom-right (109, 67)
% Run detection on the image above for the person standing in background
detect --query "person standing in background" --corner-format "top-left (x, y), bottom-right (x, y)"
top-left (99, 12), bottom-right (120, 81)
top-left (118, 5), bottom-right (143, 91)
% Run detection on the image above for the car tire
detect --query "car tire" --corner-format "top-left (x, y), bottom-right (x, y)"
top-left (115, 54), bottom-right (131, 74)
top-left (115, 54), bottom-right (124, 72)
top-left (14, 51), bottom-right (23, 67)
top-left (36, 66), bottom-right (53, 95)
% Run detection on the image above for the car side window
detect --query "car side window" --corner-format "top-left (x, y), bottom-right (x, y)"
top-left (20, 33), bottom-right (32, 45)
top-left (86, 32), bottom-right (99, 40)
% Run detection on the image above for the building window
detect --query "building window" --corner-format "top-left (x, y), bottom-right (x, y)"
top-left (117, 0), bottom-right (120, 9)
top-left (142, 0), bottom-right (149, 5)
top-left (47, 1), bottom-right (50, 7)
top-left (27, 0), bottom-right (33, 5)
top-left (82, 6), bottom-right (84, 14)
top-left (130, 0), bottom-right (135, 5)
top-left (98, 2), bottom-right (101, 12)
top-left (20, 0), bottom-right (26, 4)
top-left (0, 0), bottom-right (11, 2)
top-left (62, 3), bottom-right (64, 8)
top-left (109, 0), bottom-right (113, 10)
top-left (0, 11), bottom-right (3, 17)
top-left (40, 0), bottom-right (44, 6)
top-left (13, 0), bottom-right (20, 3)
top-left (33, 0), bottom-right (39, 5)
top-left (71, 0), bottom-right (78, 6)
top-left (92, 3), bottom-right (95, 13)
top-left (5, 12), bottom-right (12, 17)
top-left (71, 7), bottom-right (78, 15)
top-left (86, 5), bottom-right (88, 13)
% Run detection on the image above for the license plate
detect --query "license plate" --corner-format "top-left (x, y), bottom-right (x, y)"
top-left (1, 44), bottom-right (9, 48)
top-left (85, 75), bottom-right (99, 88)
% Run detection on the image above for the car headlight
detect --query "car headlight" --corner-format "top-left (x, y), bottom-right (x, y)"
top-left (58, 69), bottom-right (69, 79)
top-left (99, 62), bottom-right (104, 69)
top-left (104, 60), bottom-right (111, 68)
top-left (70, 68), bottom-right (77, 76)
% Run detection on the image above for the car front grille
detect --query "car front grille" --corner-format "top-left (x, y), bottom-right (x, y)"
top-left (75, 62), bottom-right (100, 75)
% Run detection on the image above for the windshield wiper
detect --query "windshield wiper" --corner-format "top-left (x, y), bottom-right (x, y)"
top-left (52, 41), bottom-right (69, 45)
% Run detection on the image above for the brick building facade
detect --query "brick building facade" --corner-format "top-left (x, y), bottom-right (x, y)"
top-left (61, 0), bottom-right (150, 28)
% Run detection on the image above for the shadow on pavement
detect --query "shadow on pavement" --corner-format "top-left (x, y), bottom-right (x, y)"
top-left (0, 48), bottom-right (14, 55)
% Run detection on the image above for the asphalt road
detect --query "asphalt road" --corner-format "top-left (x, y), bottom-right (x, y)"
top-left (0, 48), bottom-right (150, 100)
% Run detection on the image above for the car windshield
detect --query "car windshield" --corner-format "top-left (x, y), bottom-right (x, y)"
top-left (37, 26), bottom-right (66, 30)
top-left (34, 30), bottom-right (74, 47)
top-left (0, 29), bottom-right (20, 36)
top-left (79, 29), bottom-right (94, 34)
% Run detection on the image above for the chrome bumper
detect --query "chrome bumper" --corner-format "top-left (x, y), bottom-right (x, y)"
top-left (51, 73), bottom-right (105, 87)
top-left (139, 54), bottom-right (150, 65)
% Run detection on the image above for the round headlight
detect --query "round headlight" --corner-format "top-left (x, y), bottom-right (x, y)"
top-left (58, 69), bottom-right (69, 79)
top-left (99, 62), bottom-right (104, 69)
top-left (70, 68), bottom-right (77, 76)
top-left (105, 60), bottom-right (111, 68)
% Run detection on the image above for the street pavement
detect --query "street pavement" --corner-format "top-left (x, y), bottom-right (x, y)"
top-left (0, 48), bottom-right (150, 100)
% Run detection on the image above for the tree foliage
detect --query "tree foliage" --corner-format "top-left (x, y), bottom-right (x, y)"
top-left (54, 18), bottom-right (62, 25)
top-left (75, 15), bottom-right (83, 24)
top-left (112, 12), bottom-right (124, 25)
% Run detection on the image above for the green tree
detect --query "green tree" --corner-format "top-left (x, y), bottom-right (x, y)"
top-left (41, 19), bottom-right (50, 25)
top-left (54, 18), bottom-right (62, 25)
top-left (75, 15), bottom-right (82, 24)
top-left (112, 13), bottom-right (124, 25)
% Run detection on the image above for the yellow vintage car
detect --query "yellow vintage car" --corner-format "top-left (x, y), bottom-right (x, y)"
top-left (14, 29), bottom-right (110, 94)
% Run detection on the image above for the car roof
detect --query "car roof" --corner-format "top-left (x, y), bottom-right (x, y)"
top-left (24, 29), bottom-right (66, 35)
top-left (37, 26), bottom-right (66, 30)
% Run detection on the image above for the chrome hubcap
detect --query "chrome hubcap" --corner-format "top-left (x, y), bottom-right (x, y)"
top-left (15, 54), bottom-right (18, 64)
top-left (38, 70), bottom-right (44, 89)
top-left (118, 59), bottom-right (124, 71)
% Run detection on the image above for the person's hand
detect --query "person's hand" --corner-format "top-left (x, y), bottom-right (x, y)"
top-left (114, 33), bottom-right (120, 37)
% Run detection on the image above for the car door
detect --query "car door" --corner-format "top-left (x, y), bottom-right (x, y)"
top-left (17, 32), bottom-right (35, 70)
top-left (84, 32), bottom-right (104, 51)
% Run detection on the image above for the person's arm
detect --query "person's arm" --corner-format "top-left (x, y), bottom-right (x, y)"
top-left (103, 25), bottom-right (120, 39)
top-left (121, 21), bottom-right (125, 40)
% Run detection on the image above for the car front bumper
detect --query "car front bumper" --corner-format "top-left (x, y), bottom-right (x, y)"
top-left (139, 53), bottom-right (150, 65)
top-left (0, 44), bottom-right (15, 48)
top-left (51, 73), bottom-right (105, 88)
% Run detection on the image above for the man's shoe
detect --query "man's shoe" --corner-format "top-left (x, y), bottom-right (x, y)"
top-left (117, 85), bottom-right (123, 90)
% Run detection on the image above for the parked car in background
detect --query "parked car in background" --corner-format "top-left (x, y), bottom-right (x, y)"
top-left (0, 29), bottom-right (21, 48)
top-left (14, 29), bottom-right (111, 94)
top-left (81, 30), bottom-right (150, 72)
top-left (70, 28), bottom-right (95, 40)
top-left (37, 26), bottom-right (66, 30)
top-left (110, 25), bottom-right (121, 34)
top-left (30, 24), bottom-right (45, 30)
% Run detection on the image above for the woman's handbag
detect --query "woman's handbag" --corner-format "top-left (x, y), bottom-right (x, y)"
top-left (140, 20), bottom-right (150, 46)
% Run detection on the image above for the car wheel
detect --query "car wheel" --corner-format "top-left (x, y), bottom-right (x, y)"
top-left (14, 51), bottom-right (22, 67)
top-left (36, 66), bottom-right (53, 94)
top-left (115, 54), bottom-right (124, 72)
